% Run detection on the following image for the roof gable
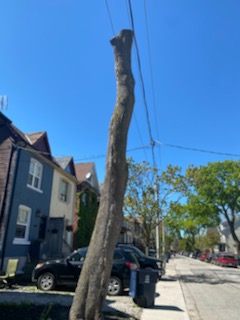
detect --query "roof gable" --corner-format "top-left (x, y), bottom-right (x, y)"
top-left (55, 157), bottom-right (76, 177)
top-left (75, 162), bottom-right (99, 192)
top-left (25, 131), bottom-right (51, 157)
top-left (75, 162), bottom-right (94, 182)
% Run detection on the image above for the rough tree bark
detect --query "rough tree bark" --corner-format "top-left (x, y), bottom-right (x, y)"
top-left (69, 29), bottom-right (135, 320)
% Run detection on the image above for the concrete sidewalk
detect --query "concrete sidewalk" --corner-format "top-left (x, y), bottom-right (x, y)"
top-left (140, 257), bottom-right (190, 320)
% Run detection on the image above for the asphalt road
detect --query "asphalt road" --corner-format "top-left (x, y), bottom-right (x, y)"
top-left (174, 255), bottom-right (240, 320)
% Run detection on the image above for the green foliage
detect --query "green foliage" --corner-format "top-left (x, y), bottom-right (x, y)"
top-left (77, 189), bottom-right (99, 248)
top-left (124, 158), bottom-right (182, 249)
top-left (186, 160), bottom-right (240, 251)
top-left (177, 238), bottom-right (187, 251)
top-left (125, 159), bottom-right (240, 254)
top-left (195, 229), bottom-right (221, 252)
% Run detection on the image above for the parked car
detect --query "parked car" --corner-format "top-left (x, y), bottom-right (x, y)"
top-left (210, 253), bottom-right (219, 265)
top-left (117, 244), bottom-right (165, 279)
top-left (192, 249), bottom-right (201, 259)
top-left (215, 253), bottom-right (238, 268)
top-left (32, 247), bottom-right (139, 296)
top-left (206, 253), bottom-right (213, 263)
top-left (199, 253), bottom-right (208, 261)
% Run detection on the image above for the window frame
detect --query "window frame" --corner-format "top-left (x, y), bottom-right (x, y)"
top-left (27, 158), bottom-right (43, 192)
top-left (13, 205), bottom-right (32, 245)
top-left (59, 178), bottom-right (69, 203)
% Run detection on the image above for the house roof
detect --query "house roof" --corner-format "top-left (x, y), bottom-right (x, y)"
top-left (0, 113), bottom-right (34, 147)
top-left (75, 162), bottom-right (95, 182)
top-left (54, 156), bottom-right (76, 177)
top-left (0, 111), bottom-right (77, 182)
top-left (26, 132), bottom-right (45, 144)
top-left (0, 112), bottom-right (11, 127)
top-left (25, 131), bottom-right (51, 157)
top-left (75, 162), bottom-right (100, 194)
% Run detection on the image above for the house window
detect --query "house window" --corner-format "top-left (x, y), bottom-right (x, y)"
top-left (27, 158), bottom-right (43, 191)
top-left (14, 205), bottom-right (31, 244)
top-left (60, 179), bottom-right (69, 202)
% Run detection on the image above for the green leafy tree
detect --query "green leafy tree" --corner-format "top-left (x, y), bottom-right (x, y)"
top-left (196, 229), bottom-right (221, 252)
top-left (124, 158), bottom-right (182, 253)
top-left (186, 160), bottom-right (240, 256)
top-left (166, 188), bottom-right (220, 250)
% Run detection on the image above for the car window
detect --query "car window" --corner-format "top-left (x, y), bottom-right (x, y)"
top-left (127, 252), bottom-right (140, 265)
top-left (131, 247), bottom-right (146, 258)
top-left (120, 245), bottom-right (145, 258)
top-left (114, 251), bottom-right (124, 260)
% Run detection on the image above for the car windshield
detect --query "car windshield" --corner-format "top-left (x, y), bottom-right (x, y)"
top-left (68, 248), bottom-right (87, 262)
top-left (127, 246), bottom-right (146, 258)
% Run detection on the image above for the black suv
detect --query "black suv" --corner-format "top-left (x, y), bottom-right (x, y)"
top-left (117, 244), bottom-right (165, 279)
top-left (32, 247), bottom-right (139, 296)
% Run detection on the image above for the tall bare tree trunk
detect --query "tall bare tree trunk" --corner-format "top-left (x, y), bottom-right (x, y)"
top-left (69, 29), bottom-right (135, 320)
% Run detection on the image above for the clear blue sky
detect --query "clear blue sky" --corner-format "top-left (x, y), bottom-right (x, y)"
top-left (1, 0), bottom-right (240, 183)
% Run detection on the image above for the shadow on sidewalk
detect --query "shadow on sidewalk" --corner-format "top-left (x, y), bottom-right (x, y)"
top-left (145, 305), bottom-right (184, 312)
top-left (160, 277), bottom-right (177, 282)
top-left (104, 300), bottom-right (139, 320)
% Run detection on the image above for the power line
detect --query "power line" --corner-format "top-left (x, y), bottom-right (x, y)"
top-left (104, 0), bottom-right (116, 36)
top-left (143, 0), bottom-right (162, 169)
top-left (133, 113), bottom-right (149, 161)
top-left (10, 141), bottom-right (240, 163)
top-left (104, 0), bottom-right (152, 164)
top-left (127, 0), bottom-right (156, 168)
top-left (156, 141), bottom-right (240, 157)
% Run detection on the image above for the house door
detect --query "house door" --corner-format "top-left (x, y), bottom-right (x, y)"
top-left (46, 218), bottom-right (64, 258)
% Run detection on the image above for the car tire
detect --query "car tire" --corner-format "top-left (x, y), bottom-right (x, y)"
top-left (37, 272), bottom-right (56, 291)
top-left (108, 276), bottom-right (122, 296)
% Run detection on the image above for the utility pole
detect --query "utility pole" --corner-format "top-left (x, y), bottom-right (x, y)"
top-left (155, 182), bottom-right (161, 259)
top-left (162, 216), bottom-right (166, 264)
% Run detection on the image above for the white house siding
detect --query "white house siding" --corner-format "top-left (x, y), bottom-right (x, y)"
top-left (49, 169), bottom-right (76, 248)
top-left (219, 218), bottom-right (240, 255)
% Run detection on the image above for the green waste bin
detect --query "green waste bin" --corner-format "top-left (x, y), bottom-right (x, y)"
top-left (132, 269), bottom-right (158, 308)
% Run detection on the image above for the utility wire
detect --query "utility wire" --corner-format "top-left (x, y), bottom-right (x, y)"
top-left (105, 0), bottom-right (150, 162)
top-left (156, 141), bottom-right (240, 157)
top-left (133, 113), bottom-right (149, 161)
top-left (12, 141), bottom-right (240, 164)
top-left (143, 0), bottom-right (162, 170)
top-left (124, 0), bottom-right (149, 162)
top-left (104, 0), bottom-right (116, 36)
top-left (127, 0), bottom-right (157, 168)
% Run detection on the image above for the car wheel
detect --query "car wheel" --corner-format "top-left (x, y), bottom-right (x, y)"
top-left (37, 272), bottom-right (56, 291)
top-left (108, 276), bottom-right (122, 296)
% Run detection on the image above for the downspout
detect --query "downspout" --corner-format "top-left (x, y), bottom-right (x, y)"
top-left (0, 145), bottom-right (20, 272)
